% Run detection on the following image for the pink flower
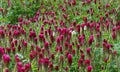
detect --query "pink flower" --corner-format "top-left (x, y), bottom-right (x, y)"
top-left (42, 48), bottom-right (45, 54)
top-left (43, 58), bottom-right (49, 67)
top-left (3, 54), bottom-right (10, 65)
top-left (78, 58), bottom-right (83, 68)
top-left (106, 44), bottom-right (112, 50)
top-left (18, 45), bottom-right (21, 52)
top-left (87, 65), bottom-right (92, 72)
top-left (88, 35), bottom-right (94, 46)
top-left (86, 48), bottom-right (91, 54)
top-left (78, 35), bottom-right (85, 46)
top-left (29, 53), bottom-right (34, 60)
top-left (5, 68), bottom-right (9, 72)
top-left (39, 33), bottom-right (45, 42)
top-left (13, 30), bottom-right (20, 37)
top-left (112, 31), bottom-right (116, 40)
top-left (6, 47), bottom-right (11, 53)
top-left (0, 47), bottom-right (4, 56)
top-left (65, 66), bottom-right (69, 72)
top-left (55, 65), bottom-right (59, 71)
top-left (56, 36), bottom-right (61, 45)
top-left (0, 30), bottom-right (5, 38)
top-left (23, 41), bottom-right (27, 47)
top-left (15, 54), bottom-right (20, 62)
top-left (84, 59), bottom-right (91, 66)
top-left (36, 46), bottom-right (41, 52)
top-left (106, 4), bottom-right (110, 8)
top-left (51, 53), bottom-right (54, 60)
top-left (67, 54), bottom-right (72, 66)
top-left (60, 55), bottom-right (64, 62)
top-left (83, 16), bottom-right (87, 23)
top-left (49, 62), bottom-right (53, 69)
top-left (72, 49), bottom-right (76, 55)
top-left (100, 16), bottom-right (104, 21)
top-left (18, 17), bottom-right (23, 22)
top-left (20, 67), bottom-right (25, 72)
top-left (29, 31), bottom-right (36, 38)
top-left (38, 59), bottom-right (44, 65)
top-left (44, 41), bottom-right (49, 50)
top-left (25, 63), bottom-right (31, 71)
top-left (81, 53), bottom-right (85, 59)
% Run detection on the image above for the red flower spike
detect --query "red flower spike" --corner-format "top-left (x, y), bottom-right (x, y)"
top-left (25, 63), bottom-right (31, 71)
top-left (0, 47), bottom-right (4, 57)
top-left (44, 41), bottom-right (49, 50)
top-left (23, 41), bottom-right (27, 48)
top-left (6, 47), bottom-right (11, 53)
top-left (86, 48), bottom-right (91, 54)
top-left (88, 35), bottom-right (94, 46)
top-left (84, 59), bottom-right (91, 66)
top-left (67, 54), bottom-right (72, 66)
top-left (15, 54), bottom-right (20, 62)
top-left (78, 58), bottom-right (83, 68)
top-left (106, 4), bottom-right (110, 8)
top-left (65, 66), bottom-right (69, 72)
top-left (112, 31), bottom-right (116, 40)
top-left (55, 65), bottom-right (59, 71)
top-left (43, 58), bottom-right (49, 67)
top-left (87, 65), bottom-right (92, 72)
top-left (60, 55), bottom-right (64, 62)
top-left (3, 54), bottom-right (11, 65)
top-left (36, 46), bottom-right (41, 52)
top-left (49, 62), bottom-right (53, 69)
top-left (29, 53), bottom-right (34, 60)
top-left (51, 53), bottom-right (55, 60)
top-left (81, 53), bottom-right (85, 59)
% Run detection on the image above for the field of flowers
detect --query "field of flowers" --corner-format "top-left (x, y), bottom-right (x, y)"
top-left (0, 0), bottom-right (120, 72)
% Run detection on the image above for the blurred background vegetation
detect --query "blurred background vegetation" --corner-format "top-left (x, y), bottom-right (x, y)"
top-left (0, 0), bottom-right (41, 24)
top-left (0, 0), bottom-right (120, 25)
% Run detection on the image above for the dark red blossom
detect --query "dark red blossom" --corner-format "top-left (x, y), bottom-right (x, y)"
top-left (13, 30), bottom-right (20, 37)
top-left (87, 65), bottom-right (92, 72)
top-left (55, 65), bottom-right (59, 71)
top-left (0, 30), bottom-right (5, 38)
top-left (25, 63), bottom-right (31, 71)
top-left (15, 54), bottom-right (20, 62)
top-left (3, 54), bottom-right (10, 65)
top-left (49, 62), bottom-right (53, 69)
top-left (29, 31), bottom-right (36, 38)
top-left (67, 54), bottom-right (72, 66)
top-left (86, 48), bottom-right (91, 54)
top-left (84, 59), bottom-right (90, 66)
top-left (112, 31), bottom-right (116, 40)
top-left (5, 68), bottom-right (9, 72)
top-left (78, 58), bottom-right (83, 68)
top-left (44, 41), bottom-right (49, 50)
top-left (0, 47), bottom-right (4, 57)
top-left (88, 35), bottom-right (94, 46)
